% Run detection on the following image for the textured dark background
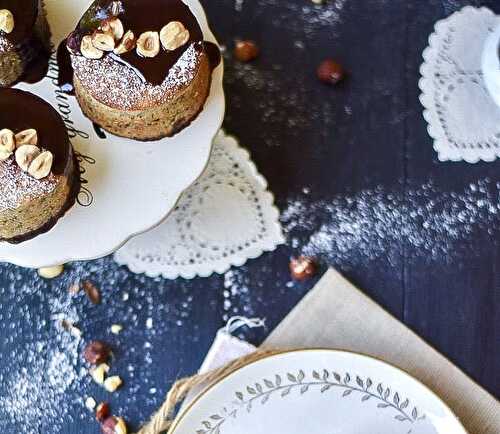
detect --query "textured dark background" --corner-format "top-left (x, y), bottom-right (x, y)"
top-left (0, 0), bottom-right (499, 433)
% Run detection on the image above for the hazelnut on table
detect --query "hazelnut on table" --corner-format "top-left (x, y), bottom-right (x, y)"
top-left (317, 59), bottom-right (346, 85)
top-left (84, 341), bottom-right (111, 365)
top-left (234, 40), bottom-right (259, 62)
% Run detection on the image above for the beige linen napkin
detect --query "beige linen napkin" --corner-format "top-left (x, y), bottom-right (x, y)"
top-left (264, 268), bottom-right (500, 434)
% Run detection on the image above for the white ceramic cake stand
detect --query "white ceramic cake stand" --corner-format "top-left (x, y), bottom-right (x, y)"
top-left (0, 0), bottom-right (225, 268)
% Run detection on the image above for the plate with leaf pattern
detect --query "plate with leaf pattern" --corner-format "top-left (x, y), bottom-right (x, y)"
top-left (169, 349), bottom-right (467, 434)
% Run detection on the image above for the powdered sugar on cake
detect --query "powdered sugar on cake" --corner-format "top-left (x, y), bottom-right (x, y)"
top-left (0, 36), bottom-right (14, 52)
top-left (71, 44), bottom-right (201, 111)
top-left (0, 157), bottom-right (57, 211)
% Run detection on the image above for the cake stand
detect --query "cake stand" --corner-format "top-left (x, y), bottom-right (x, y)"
top-left (0, 0), bottom-right (225, 268)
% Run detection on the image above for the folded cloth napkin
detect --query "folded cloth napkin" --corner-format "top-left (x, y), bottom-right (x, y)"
top-left (193, 269), bottom-right (499, 434)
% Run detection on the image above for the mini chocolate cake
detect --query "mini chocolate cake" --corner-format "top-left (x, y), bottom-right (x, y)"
top-left (0, 0), bottom-right (51, 87)
top-left (61, 0), bottom-right (221, 141)
top-left (0, 89), bottom-right (79, 243)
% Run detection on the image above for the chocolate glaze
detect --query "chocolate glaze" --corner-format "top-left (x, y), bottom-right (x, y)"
top-left (0, 0), bottom-right (38, 45)
top-left (65, 0), bottom-right (220, 86)
top-left (200, 41), bottom-right (221, 70)
top-left (93, 122), bottom-right (107, 139)
top-left (0, 89), bottom-right (70, 175)
top-left (56, 38), bottom-right (74, 94)
top-left (13, 41), bottom-right (50, 85)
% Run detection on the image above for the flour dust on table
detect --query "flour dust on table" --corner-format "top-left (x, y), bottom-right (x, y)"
top-left (0, 258), bottom-right (208, 433)
top-left (233, 0), bottom-right (348, 31)
top-left (224, 0), bottom-right (350, 148)
top-left (282, 178), bottom-right (500, 267)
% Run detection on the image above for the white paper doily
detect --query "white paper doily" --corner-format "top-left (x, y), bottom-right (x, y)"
top-left (114, 130), bottom-right (284, 279)
top-left (419, 6), bottom-right (500, 163)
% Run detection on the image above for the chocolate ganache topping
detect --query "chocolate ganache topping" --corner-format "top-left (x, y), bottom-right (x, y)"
top-left (0, 89), bottom-right (69, 176)
top-left (61, 0), bottom-right (220, 88)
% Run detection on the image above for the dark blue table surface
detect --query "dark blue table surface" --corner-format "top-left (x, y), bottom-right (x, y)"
top-left (0, 1), bottom-right (499, 433)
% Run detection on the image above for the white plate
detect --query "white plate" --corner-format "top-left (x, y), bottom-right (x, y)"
top-left (0, 0), bottom-right (225, 268)
top-left (171, 350), bottom-right (467, 434)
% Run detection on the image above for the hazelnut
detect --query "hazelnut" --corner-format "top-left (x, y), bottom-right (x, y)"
top-left (136, 31), bottom-right (160, 58)
top-left (113, 30), bottom-right (136, 55)
top-left (28, 150), bottom-right (53, 179)
top-left (317, 59), bottom-right (345, 85)
top-left (84, 341), bottom-right (111, 365)
top-left (90, 363), bottom-right (110, 385)
top-left (160, 21), bottom-right (190, 51)
top-left (81, 35), bottom-right (104, 59)
top-left (0, 9), bottom-right (14, 34)
top-left (234, 40), bottom-right (259, 62)
top-left (0, 128), bottom-right (15, 152)
top-left (0, 148), bottom-right (12, 161)
top-left (289, 256), bottom-right (317, 281)
top-left (15, 128), bottom-right (38, 146)
top-left (15, 145), bottom-right (40, 172)
top-left (68, 281), bottom-right (81, 295)
top-left (110, 324), bottom-right (123, 335)
top-left (83, 280), bottom-right (101, 304)
top-left (68, 323), bottom-right (82, 338)
top-left (85, 397), bottom-right (97, 411)
top-left (101, 17), bottom-right (124, 41)
top-left (92, 31), bottom-right (116, 52)
top-left (101, 416), bottom-right (127, 434)
top-left (38, 264), bottom-right (64, 279)
top-left (103, 375), bottom-right (123, 393)
top-left (95, 402), bottom-right (110, 422)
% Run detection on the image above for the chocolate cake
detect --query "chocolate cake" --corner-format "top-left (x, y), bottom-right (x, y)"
top-left (61, 0), bottom-right (221, 141)
top-left (0, 0), bottom-right (51, 87)
top-left (0, 89), bottom-right (79, 243)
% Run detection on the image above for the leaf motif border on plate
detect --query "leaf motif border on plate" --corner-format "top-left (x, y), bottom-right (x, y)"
top-left (195, 369), bottom-right (426, 434)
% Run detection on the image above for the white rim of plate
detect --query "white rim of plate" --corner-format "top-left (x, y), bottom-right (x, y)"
top-left (168, 348), bottom-right (468, 434)
top-left (0, 0), bottom-right (225, 268)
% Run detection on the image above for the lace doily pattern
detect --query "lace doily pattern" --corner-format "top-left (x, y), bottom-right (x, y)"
top-left (114, 130), bottom-right (284, 279)
top-left (419, 6), bottom-right (500, 163)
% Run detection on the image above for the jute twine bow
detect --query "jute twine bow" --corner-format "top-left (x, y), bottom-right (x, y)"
top-left (135, 349), bottom-right (284, 434)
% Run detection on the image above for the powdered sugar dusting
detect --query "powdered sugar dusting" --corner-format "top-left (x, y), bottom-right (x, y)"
top-left (0, 258), bottom-right (201, 432)
top-left (223, 269), bottom-right (254, 322)
top-left (235, 0), bottom-right (348, 30)
top-left (0, 35), bottom-right (14, 52)
top-left (72, 44), bottom-right (201, 111)
top-left (282, 179), bottom-right (500, 266)
top-left (0, 272), bottom-right (86, 432)
top-left (0, 157), bottom-right (57, 211)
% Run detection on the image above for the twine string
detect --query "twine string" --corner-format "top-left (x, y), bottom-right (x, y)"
top-left (135, 349), bottom-right (283, 434)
